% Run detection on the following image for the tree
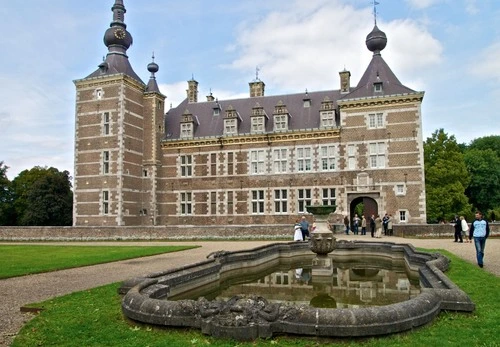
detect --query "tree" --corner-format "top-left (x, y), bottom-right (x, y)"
top-left (0, 162), bottom-right (16, 225)
top-left (11, 167), bottom-right (73, 226)
top-left (424, 129), bottom-right (471, 223)
top-left (467, 135), bottom-right (500, 156)
top-left (464, 147), bottom-right (500, 214)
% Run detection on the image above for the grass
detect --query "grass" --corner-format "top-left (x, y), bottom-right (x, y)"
top-left (11, 249), bottom-right (500, 347)
top-left (0, 245), bottom-right (198, 279)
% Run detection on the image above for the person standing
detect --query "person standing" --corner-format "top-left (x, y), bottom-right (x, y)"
top-left (387, 214), bottom-right (393, 236)
top-left (353, 214), bottom-right (360, 235)
top-left (375, 214), bottom-right (383, 238)
top-left (370, 214), bottom-right (376, 237)
top-left (469, 211), bottom-right (490, 268)
top-left (293, 218), bottom-right (303, 241)
top-left (344, 215), bottom-right (350, 235)
top-left (300, 216), bottom-right (310, 240)
top-left (382, 213), bottom-right (389, 235)
top-left (361, 215), bottom-right (367, 235)
top-left (453, 215), bottom-right (463, 242)
top-left (460, 216), bottom-right (469, 243)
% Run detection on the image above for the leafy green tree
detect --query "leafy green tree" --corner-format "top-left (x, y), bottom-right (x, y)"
top-left (424, 129), bottom-right (471, 223)
top-left (467, 135), bottom-right (500, 156)
top-left (464, 148), bottom-right (500, 214)
top-left (11, 167), bottom-right (73, 226)
top-left (0, 162), bottom-right (16, 225)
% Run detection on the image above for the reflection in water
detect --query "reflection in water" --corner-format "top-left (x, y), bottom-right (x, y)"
top-left (177, 258), bottom-right (421, 309)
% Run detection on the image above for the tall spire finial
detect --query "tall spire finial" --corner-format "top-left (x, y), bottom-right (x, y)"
top-left (255, 66), bottom-right (260, 81)
top-left (373, 0), bottom-right (380, 26)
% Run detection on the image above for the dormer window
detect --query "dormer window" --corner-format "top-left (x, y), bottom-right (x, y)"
top-left (251, 102), bottom-right (268, 134)
top-left (213, 108), bottom-right (220, 116)
top-left (224, 105), bottom-right (241, 135)
top-left (180, 109), bottom-right (197, 139)
top-left (320, 97), bottom-right (335, 128)
top-left (374, 82), bottom-right (383, 92)
top-left (273, 101), bottom-right (290, 132)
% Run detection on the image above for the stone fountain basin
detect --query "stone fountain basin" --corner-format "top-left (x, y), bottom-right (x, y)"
top-left (120, 241), bottom-right (474, 341)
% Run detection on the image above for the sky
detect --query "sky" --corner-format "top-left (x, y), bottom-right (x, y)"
top-left (0, 0), bottom-right (499, 180)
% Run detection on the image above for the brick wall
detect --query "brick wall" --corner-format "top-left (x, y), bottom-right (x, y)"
top-left (0, 223), bottom-right (498, 241)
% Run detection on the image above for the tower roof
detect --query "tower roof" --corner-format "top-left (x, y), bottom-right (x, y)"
top-left (86, 0), bottom-right (144, 84)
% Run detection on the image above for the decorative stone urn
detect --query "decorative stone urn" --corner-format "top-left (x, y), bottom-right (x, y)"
top-left (306, 205), bottom-right (337, 277)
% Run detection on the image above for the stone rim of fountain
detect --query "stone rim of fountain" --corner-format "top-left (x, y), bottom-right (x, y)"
top-left (119, 240), bottom-right (476, 341)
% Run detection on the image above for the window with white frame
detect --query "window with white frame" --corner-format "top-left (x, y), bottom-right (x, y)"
top-left (95, 88), bottom-right (104, 100)
top-left (180, 123), bottom-right (193, 138)
top-left (180, 192), bottom-right (192, 215)
top-left (296, 147), bottom-right (312, 172)
top-left (399, 210), bottom-right (407, 223)
top-left (210, 191), bottom-right (217, 215)
top-left (180, 155), bottom-right (192, 177)
top-left (274, 189), bottom-right (288, 213)
top-left (251, 116), bottom-right (265, 133)
top-left (347, 144), bottom-right (356, 170)
top-left (297, 189), bottom-right (312, 213)
top-left (102, 190), bottom-right (109, 215)
top-left (251, 190), bottom-right (265, 214)
top-left (369, 142), bottom-right (386, 168)
top-left (250, 150), bottom-right (266, 174)
top-left (320, 145), bottom-right (336, 171)
top-left (368, 112), bottom-right (384, 129)
top-left (210, 153), bottom-right (217, 176)
top-left (320, 111), bottom-right (335, 128)
top-left (274, 114), bottom-right (288, 132)
top-left (103, 112), bottom-right (110, 135)
top-left (273, 148), bottom-right (288, 173)
top-left (396, 184), bottom-right (406, 196)
top-left (322, 188), bottom-right (336, 206)
top-left (224, 118), bottom-right (237, 135)
top-left (103, 151), bottom-right (110, 174)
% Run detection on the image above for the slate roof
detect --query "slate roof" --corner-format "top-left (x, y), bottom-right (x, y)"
top-left (86, 53), bottom-right (144, 84)
top-left (165, 89), bottom-right (341, 140)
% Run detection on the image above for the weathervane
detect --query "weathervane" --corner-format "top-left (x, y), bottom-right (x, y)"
top-left (373, 0), bottom-right (380, 25)
top-left (255, 66), bottom-right (261, 81)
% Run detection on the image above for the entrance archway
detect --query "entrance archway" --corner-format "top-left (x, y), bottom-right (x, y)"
top-left (350, 196), bottom-right (378, 222)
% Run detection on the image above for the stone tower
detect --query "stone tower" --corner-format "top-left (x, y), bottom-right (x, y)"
top-left (73, 0), bottom-right (165, 226)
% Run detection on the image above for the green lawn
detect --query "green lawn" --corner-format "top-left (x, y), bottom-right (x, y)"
top-left (12, 249), bottom-right (500, 347)
top-left (0, 245), bottom-right (198, 279)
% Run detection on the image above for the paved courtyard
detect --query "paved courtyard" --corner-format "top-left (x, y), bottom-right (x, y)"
top-left (1, 236), bottom-right (498, 346)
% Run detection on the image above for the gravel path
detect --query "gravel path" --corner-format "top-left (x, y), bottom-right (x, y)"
top-left (1, 237), bottom-right (498, 346)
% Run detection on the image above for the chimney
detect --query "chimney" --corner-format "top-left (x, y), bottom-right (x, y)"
top-left (249, 80), bottom-right (265, 97)
top-left (206, 90), bottom-right (215, 102)
top-left (339, 70), bottom-right (351, 94)
top-left (186, 79), bottom-right (198, 103)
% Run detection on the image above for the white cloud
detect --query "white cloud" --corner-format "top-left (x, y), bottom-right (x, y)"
top-left (405, 0), bottom-right (441, 10)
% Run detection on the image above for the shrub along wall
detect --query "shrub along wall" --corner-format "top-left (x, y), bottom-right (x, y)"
top-left (0, 223), bottom-right (498, 241)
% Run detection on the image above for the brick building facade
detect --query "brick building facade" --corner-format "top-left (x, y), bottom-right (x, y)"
top-left (73, 1), bottom-right (426, 229)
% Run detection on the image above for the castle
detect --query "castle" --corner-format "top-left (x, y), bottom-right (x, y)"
top-left (73, 0), bottom-right (426, 230)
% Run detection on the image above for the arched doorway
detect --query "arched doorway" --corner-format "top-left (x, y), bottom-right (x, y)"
top-left (350, 196), bottom-right (378, 222)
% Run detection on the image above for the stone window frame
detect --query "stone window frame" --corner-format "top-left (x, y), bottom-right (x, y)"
top-left (274, 189), bottom-right (288, 214)
top-left (296, 146), bottom-right (312, 172)
top-left (347, 144), bottom-right (356, 170)
top-left (102, 112), bottom-right (111, 135)
top-left (251, 116), bottom-right (265, 134)
top-left (367, 112), bottom-right (385, 129)
top-left (319, 145), bottom-right (337, 171)
top-left (398, 209), bottom-right (408, 223)
top-left (368, 142), bottom-right (386, 169)
top-left (224, 118), bottom-right (238, 135)
top-left (250, 149), bottom-right (266, 175)
top-left (180, 155), bottom-right (193, 177)
top-left (273, 148), bottom-right (288, 174)
top-left (322, 188), bottom-right (336, 206)
top-left (320, 111), bottom-right (335, 128)
top-left (180, 123), bottom-right (193, 139)
top-left (251, 190), bottom-right (265, 214)
top-left (297, 188), bottom-right (312, 214)
top-left (180, 192), bottom-right (193, 215)
top-left (102, 190), bottom-right (109, 215)
top-left (102, 150), bottom-right (110, 175)
top-left (273, 114), bottom-right (288, 132)
top-left (395, 184), bottom-right (406, 196)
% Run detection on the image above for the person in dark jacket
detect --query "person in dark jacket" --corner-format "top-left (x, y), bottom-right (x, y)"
top-left (469, 211), bottom-right (490, 268)
top-left (453, 215), bottom-right (463, 243)
top-left (370, 214), bottom-right (376, 237)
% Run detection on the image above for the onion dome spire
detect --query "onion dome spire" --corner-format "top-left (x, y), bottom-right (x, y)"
top-left (86, 0), bottom-right (143, 83)
top-left (365, 25), bottom-right (387, 56)
top-left (146, 53), bottom-right (161, 93)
